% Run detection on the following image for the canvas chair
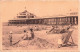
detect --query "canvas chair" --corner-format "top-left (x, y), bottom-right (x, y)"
top-left (47, 27), bottom-right (61, 34)
top-left (62, 30), bottom-right (75, 47)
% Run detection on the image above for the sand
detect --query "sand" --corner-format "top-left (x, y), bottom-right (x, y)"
top-left (2, 25), bottom-right (78, 50)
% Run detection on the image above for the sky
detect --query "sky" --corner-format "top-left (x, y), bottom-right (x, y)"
top-left (0, 0), bottom-right (79, 22)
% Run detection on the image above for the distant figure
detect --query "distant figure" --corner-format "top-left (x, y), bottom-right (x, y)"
top-left (30, 29), bottom-right (34, 39)
top-left (9, 31), bottom-right (13, 46)
top-left (35, 26), bottom-right (39, 31)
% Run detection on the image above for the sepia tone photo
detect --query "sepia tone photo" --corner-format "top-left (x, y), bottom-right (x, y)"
top-left (0, 0), bottom-right (79, 51)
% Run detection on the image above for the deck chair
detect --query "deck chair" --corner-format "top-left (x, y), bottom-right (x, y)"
top-left (62, 30), bottom-right (75, 46)
top-left (47, 27), bottom-right (61, 34)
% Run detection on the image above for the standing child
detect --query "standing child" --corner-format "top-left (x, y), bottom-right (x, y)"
top-left (9, 31), bottom-right (13, 46)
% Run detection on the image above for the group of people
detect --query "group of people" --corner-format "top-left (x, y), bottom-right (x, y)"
top-left (51, 24), bottom-right (72, 34)
top-left (48, 24), bottom-right (73, 48)
top-left (9, 28), bottom-right (34, 46)
top-left (22, 29), bottom-right (34, 40)
top-left (9, 24), bottom-right (73, 48)
top-left (57, 24), bottom-right (73, 48)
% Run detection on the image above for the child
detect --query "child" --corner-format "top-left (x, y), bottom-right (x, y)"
top-left (9, 31), bottom-right (13, 46)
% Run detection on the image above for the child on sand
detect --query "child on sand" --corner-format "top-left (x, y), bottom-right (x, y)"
top-left (9, 31), bottom-right (13, 46)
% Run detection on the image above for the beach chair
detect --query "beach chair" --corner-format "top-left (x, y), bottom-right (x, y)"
top-left (46, 27), bottom-right (61, 34)
top-left (62, 30), bottom-right (75, 47)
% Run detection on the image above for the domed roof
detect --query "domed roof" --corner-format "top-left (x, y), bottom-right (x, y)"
top-left (17, 10), bottom-right (36, 18)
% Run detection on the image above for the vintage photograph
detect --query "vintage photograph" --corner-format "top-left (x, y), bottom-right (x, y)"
top-left (0, 0), bottom-right (78, 50)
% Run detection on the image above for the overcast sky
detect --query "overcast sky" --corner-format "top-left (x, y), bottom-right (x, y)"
top-left (0, 0), bottom-right (78, 22)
